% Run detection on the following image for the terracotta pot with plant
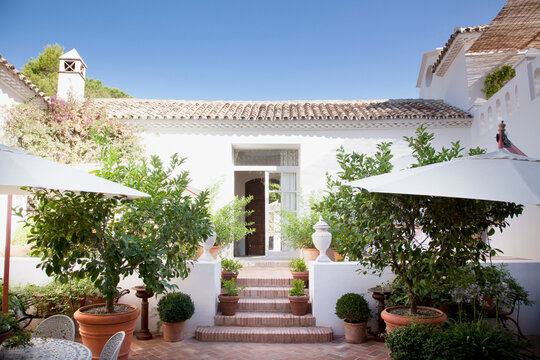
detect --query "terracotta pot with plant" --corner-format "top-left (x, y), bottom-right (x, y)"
top-left (288, 279), bottom-right (309, 316)
top-left (219, 279), bottom-right (244, 316)
top-left (221, 258), bottom-right (243, 281)
top-left (335, 293), bottom-right (372, 343)
top-left (212, 195), bottom-right (256, 258)
top-left (315, 126), bottom-right (523, 333)
top-left (281, 209), bottom-right (320, 261)
top-left (288, 257), bottom-right (309, 288)
top-left (25, 152), bottom-right (212, 360)
top-left (157, 292), bottom-right (195, 342)
top-left (0, 313), bottom-right (31, 348)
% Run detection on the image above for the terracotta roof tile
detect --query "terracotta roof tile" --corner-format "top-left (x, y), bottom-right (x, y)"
top-left (0, 53), bottom-right (50, 107)
top-left (95, 98), bottom-right (471, 122)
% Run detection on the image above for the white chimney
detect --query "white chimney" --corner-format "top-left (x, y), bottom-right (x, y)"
top-left (57, 48), bottom-right (86, 101)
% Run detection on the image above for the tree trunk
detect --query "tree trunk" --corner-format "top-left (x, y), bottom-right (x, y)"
top-left (106, 298), bottom-right (114, 313)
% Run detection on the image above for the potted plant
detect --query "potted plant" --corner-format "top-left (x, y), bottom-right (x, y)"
top-left (335, 293), bottom-right (372, 343)
top-left (157, 292), bottom-right (195, 342)
top-left (212, 196), bottom-right (256, 258)
top-left (0, 313), bottom-right (31, 348)
top-left (281, 209), bottom-right (320, 261)
top-left (24, 152), bottom-right (211, 359)
top-left (316, 126), bottom-right (522, 332)
top-left (288, 258), bottom-right (309, 288)
top-left (219, 280), bottom-right (244, 316)
top-left (221, 258), bottom-right (243, 281)
top-left (288, 279), bottom-right (309, 316)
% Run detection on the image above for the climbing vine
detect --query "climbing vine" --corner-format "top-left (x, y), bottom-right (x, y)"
top-left (482, 65), bottom-right (516, 99)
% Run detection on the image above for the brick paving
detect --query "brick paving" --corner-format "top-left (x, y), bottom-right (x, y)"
top-left (129, 334), bottom-right (391, 360)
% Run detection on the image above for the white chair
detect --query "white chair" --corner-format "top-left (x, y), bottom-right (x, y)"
top-left (100, 331), bottom-right (125, 360)
top-left (32, 314), bottom-right (76, 341)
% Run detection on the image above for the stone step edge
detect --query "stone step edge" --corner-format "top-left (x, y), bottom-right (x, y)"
top-left (195, 326), bottom-right (333, 343)
top-left (214, 312), bottom-right (316, 327)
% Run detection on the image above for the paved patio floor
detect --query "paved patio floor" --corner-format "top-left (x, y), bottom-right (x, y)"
top-left (129, 334), bottom-right (391, 360)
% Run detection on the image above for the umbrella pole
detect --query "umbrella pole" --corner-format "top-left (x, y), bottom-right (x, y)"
top-left (2, 195), bottom-right (12, 314)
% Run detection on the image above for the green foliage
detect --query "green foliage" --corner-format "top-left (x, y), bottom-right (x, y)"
top-left (157, 292), bottom-right (195, 323)
top-left (482, 65), bottom-right (516, 99)
top-left (23, 151), bottom-right (212, 313)
top-left (85, 78), bottom-right (131, 99)
top-left (288, 257), bottom-right (307, 272)
top-left (221, 279), bottom-right (244, 296)
top-left (3, 98), bottom-right (141, 164)
top-left (385, 321), bottom-right (531, 360)
top-left (281, 210), bottom-right (319, 249)
top-left (212, 196), bottom-right (255, 246)
top-left (335, 293), bottom-right (371, 323)
top-left (288, 279), bottom-right (306, 296)
top-left (11, 225), bottom-right (31, 247)
top-left (21, 43), bottom-right (131, 98)
top-left (0, 313), bottom-right (32, 348)
top-left (315, 125), bottom-right (523, 314)
top-left (221, 258), bottom-right (243, 272)
top-left (22, 44), bottom-right (64, 97)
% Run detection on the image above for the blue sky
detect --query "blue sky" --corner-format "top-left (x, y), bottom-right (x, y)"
top-left (1, 0), bottom-right (506, 100)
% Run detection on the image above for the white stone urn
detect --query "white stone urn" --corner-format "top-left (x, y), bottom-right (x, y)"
top-left (312, 216), bottom-right (332, 262)
top-left (199, 229), bottom-right (217, 262)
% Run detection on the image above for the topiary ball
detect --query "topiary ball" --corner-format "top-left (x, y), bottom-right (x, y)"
top-left (335, 293), bottom-right (371, 323)
top-left (157, 292), bottom-right (195, 323)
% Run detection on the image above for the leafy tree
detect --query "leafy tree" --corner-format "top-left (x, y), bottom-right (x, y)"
top-left (3, 97), bottom-right (141, 164)
top-left (315, 126), bottom-right (523, 314)
top-left (21, 44), bottom-right (131, 98)
top-left (24, 151), bottom-right (212, 313)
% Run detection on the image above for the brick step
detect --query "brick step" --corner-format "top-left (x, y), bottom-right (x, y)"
top-left (237, 298), bottom-right (311, 313)
top-left (195, 326), bottom-right (333, 343)
top-left (214, 312), bottom-right (316, 327)
top-left (239, 286), bottom-right (289, 298)
top-left (237, 260), bottom-right (291, 268)
top-left (236, 277), bottom-right (293, 287)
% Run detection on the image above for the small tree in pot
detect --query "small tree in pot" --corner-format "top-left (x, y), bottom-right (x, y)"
top-left (316, 126), bottom-right (522, 332)
top-left (24, 152), bottom-right (211, 359)
top-left (157, 292), bottom-right (195, 342)
top-left (288, 279), bottom-right (309, 316)
top-left (219, 280), bottom-right (244, 316)
top-left (335, 293), bottom-right (372, 343)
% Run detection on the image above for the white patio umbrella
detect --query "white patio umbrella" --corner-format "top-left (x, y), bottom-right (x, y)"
top-left (1, 144), bottom-right (150, 313)
top-left (348, 148), bottom-right (540, 205)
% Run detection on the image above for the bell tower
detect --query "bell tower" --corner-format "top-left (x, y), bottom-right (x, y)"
top-left (57, 48), bottom-right (86, 101)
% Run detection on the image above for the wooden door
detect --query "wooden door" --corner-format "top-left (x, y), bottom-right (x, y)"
top-left (245, 178), bottom-right (265, 256)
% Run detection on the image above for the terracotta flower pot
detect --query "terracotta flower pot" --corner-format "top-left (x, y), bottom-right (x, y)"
top-left (343, 321), bottom-right (367, 344)
top-left (221, 271), bottom-right (238, 281)
top-left (291, 271), bottom-right (309, 288)
top-left (288, 295), bottom-right (309, 316)
top-left (0, 328), bottom-right (13, 346)
top-left (218, 294), bottom-right (240, 316)
top-left (381, 306), bottom-right (447, 333)
top-left (162, 320), bottom-right (186, 342)
top-left (74, 303), bottom-right (140, 360)
top-left (302, 248), bottom-right (319, 262)
top-left (210, 246), bottom-right (220, 259)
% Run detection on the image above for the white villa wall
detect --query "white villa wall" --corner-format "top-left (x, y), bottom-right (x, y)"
top-left (139, 125), bottom-right (471, 210)
top-left (310, 260), bottom-right (540, 336)
top-left (0, 257), bottom-right (221, 335)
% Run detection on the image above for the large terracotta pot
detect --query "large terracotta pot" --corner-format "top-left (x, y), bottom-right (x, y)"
top-left (291, 271), bottom-right (309, 288)
top-left (288, 295), bottom-right (309, 316)
top-left (218, 295), bottom-right (239, 316)
top-left (343, 321), bottom-right (367, 344)
top-left (221, 271), bottom-right (238, 282)
top-left (74, 303), bottom-right (140, 360)
top-left (302, 248), bottom-right (319, 262)
top-left (381, 306), bottom-right (447, 333)
top-left (162, 321), bottom-right (186, 342)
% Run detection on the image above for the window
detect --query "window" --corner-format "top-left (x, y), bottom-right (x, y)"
top-left (64, 61), bottom-right (75, 71)
top-left (234, 149), bottom-right (298, 166)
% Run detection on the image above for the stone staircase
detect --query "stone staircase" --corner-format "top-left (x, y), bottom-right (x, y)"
top-left (195, 265), bottom-right (333, 343)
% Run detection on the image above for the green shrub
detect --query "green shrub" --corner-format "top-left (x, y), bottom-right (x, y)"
top-left (482, 65), bottom-right (516, 99)
top-left (288, 279), bottom-right (306, 296)
top-left (212, 196), bottom-right (255, 247)
top-left (157, 292), bottom-right (195, 323)
top-left (385, 321), bottom-right (531, 360)
top-left (221, 258), bottom-right (243, 272)
top-left (221, 279), bottom-right (244, 296)
top-left (288, 257), bottom-right (307, 272)
top-left (335, 293), bottom-right (371, 323)
top-left (0, 313), bottom-right (31, 348)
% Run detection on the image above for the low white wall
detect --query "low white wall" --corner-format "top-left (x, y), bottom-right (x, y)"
top-left (0, 257), bottom-right (221, 335)
top-left (309, 262), bottom-right (395, 336)
top-left (310, 260), bottom-right (540, 336)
